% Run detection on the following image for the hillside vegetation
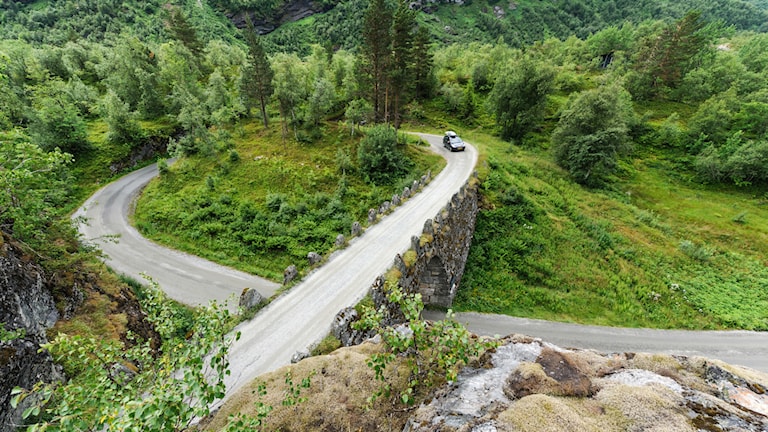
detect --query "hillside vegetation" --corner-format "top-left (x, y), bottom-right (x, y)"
top-left (3, 0), bottom-right (768, 430)
top-left (134, 124), bottom-right (443, 280)
top-left (2, 1), bottom-right (767, 330)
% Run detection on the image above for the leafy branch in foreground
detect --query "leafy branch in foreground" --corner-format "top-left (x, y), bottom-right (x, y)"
top-left (354, 282), bottom-right (496, 406)
top-left (11, 278), bottom-right (238, 432)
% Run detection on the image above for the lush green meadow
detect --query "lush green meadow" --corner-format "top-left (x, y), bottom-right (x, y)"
top-left (455, 130), bottom-right (768, 330)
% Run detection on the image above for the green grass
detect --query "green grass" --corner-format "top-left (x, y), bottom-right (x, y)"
top-left (453, 131), bottom-right (768, 330)
top-left (133, 121), bottom-right (445, 282)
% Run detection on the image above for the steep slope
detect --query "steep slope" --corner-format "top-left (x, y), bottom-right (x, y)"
top-left (0, 232), bottom-right (159, 431)
top-left (204, 335), bottom-right (768, 431)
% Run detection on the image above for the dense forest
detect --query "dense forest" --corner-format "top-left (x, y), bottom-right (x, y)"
top-left (2, 0), bottom-right (768, 334)
top-left (3, 0), bottom-right (768, 429)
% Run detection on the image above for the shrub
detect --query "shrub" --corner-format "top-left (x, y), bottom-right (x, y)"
top-left (679, 240), bottom-right (713, 262)
top-left (228, 149), bottom-right (240, 163)
top-left (357, 125), bottom-right (410, 184)
top-left (158, 159), bottom-right (169, 176)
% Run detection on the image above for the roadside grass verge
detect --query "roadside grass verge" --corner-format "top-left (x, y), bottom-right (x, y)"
top-left (454, 131), bottom-right (768, 330)
top-left (133, 121), bottom-right (445, 281)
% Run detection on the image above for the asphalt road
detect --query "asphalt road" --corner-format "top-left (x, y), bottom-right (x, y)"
top-left (423, 311), bottom-right (768, 373)
top-left (74, 134), bottom-right (479, 402)
top-left (73, 162), bottom-right (280, 306)
top-left (220, 134), bottom-right (479, 401)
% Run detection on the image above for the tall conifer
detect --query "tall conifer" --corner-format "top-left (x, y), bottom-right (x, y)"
top-left (362, 0), bottom-right (392, 123)
top-left (242, 17), bottom-right (274, 128)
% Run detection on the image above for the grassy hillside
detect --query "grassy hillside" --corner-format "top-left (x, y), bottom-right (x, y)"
top-left (133, 122), bottom-right (445, 281)
top-left (454, 129), bottom-right (768, 330)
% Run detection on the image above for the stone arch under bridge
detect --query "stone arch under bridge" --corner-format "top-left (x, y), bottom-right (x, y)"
top-left (416, 256), bottom-right (455, 308)
top-left (393, 179), bottom-right (479, 308)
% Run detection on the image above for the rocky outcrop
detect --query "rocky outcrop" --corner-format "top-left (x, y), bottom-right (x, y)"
top-left (108, 135), bottom-right (169, 176)
top-left (0, 232), bottom-right (158, 431)
top-left (0, 233), bottom-right (65, 431)
top-left (405, 336), bottom-right (768, 431)
top-left (208, 331), bottom-right (768, 432)
top-left (228, 0), bottom-right (333, 35)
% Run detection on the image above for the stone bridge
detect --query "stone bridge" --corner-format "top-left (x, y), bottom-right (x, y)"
top-left (394, 177), bottom-right (479, 308)
top-left (332, 175), bottom-right (479, 347)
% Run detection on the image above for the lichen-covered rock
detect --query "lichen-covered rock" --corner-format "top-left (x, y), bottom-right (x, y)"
top-left (406, 337), bottom-right (768, 432)
top-left (283, 265), bottom-right (298, 285)
top-left (307, 252), bottom-right (321, 265)
top-left (332, 307), bottom-right (374, 347)
top-left (379, 201), bottom-right (391, 214)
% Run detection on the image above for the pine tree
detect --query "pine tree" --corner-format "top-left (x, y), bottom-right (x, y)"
top-left (632, 11), bottom-right (712, 99)
top-left (412, 25), bottom-right (434, 101)
top-left (362, 0), bottom-right (393, 123)
top-left (242, 17), bottom-right (274, 128)
top-left (165, 7), bottom-right (203, 59)
top-left (389, 0), bottom-right (416, 129)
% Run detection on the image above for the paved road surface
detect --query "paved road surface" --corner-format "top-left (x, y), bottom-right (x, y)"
top-left (74, 163), bottom-right (280, 306)
top-left (221, 134), bottom-right (478, 401)
top-left (75, 134), bottom-right (479, 402)
top-left (423, 311), bottom-right (768, 373)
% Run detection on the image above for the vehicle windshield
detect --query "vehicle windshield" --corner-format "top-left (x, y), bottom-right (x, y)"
top-left (450, 137), bottom-right (463, 143)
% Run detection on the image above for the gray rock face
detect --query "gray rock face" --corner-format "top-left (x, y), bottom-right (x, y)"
top-left (334, 234), bottom-right (345, 248)
top-left (368, 208), bottom-right (377, 224)
top-left (229, 0), bottom-right (332, 35)
top-left (238, 287), bottom-right (264, 310)
top-left (0, 235), bottom-right (63, 431)
top-left (331, 307), bottom-right (374, 347)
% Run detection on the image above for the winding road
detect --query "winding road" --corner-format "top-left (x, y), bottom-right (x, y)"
top-left (76, 132), bottom-right (768, 406)
top-left (74, 162), bottom-right (280, 306)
